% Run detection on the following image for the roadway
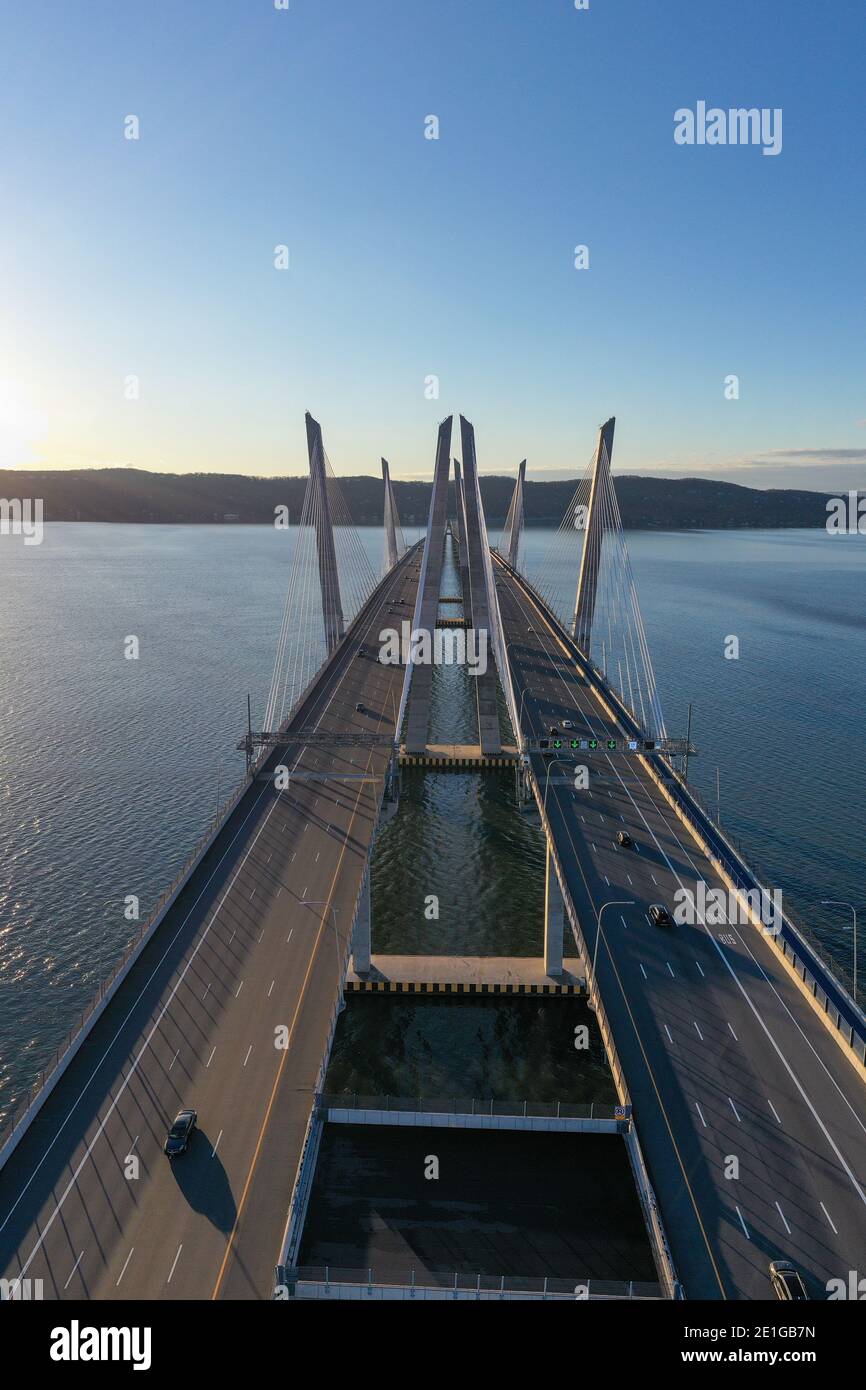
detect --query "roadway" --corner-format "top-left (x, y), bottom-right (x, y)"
top-left (0, 546), bottom-right (422, 1301)
top-left (495, 557), bottom-right (866, 1300)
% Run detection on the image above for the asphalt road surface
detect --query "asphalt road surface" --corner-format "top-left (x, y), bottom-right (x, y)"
top-left (495, 557), bottom-right (866, 1301)
top-left (0, 547), bottom-right (422, 1301)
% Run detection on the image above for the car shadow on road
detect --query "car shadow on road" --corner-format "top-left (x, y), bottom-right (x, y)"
top-left (167, 1128), bottom-right (237, 1232)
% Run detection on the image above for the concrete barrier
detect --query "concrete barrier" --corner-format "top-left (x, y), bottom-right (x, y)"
top-left (499, 556), bottom-right (866, 1086)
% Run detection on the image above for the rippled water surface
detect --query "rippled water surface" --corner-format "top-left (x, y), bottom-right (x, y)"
top-left (0, 523), bottom-right (863, 1119)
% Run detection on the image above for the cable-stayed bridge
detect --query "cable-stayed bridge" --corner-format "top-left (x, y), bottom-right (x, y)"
top-left (1, 412), bottom-right (864, 1302)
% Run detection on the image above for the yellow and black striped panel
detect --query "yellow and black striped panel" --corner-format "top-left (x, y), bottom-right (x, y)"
top-left (345, 979), bottom-right (582, 997)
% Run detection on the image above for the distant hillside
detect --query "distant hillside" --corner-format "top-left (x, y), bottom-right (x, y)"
top-left (0, 467), bottom-right (838, 529)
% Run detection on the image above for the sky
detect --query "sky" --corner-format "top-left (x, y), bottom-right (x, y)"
top-left (0, 0), bottom-right (864, 489)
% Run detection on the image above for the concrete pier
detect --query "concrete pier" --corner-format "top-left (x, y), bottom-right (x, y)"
top-left (345, 954), bottom-right (584, 995)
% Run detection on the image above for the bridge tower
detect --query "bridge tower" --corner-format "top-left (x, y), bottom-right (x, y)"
top-left (572, 416), bottom-right (615, 654)
top-left (305, 412), bottom-right (345, 654)
top-left (451, 457), bottom-right (472, 604)
top-left (382, 458), bottom-right (401, 571)
top-left (459, 415), bottom-right (502, 755)
top-left (501, 459), bottom-right (526, 569)
top-left (403, 416), bottom-right (453, 753)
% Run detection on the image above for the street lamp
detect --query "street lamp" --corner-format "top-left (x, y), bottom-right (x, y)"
top-left (589, 901), bottom-right (636, 1011)
top-left (302, 901), bottom-right (344, 1012)
top-left (542, 757), bottom-right (575, 817)
top-left (820, 900), bottom-right (858, 1007)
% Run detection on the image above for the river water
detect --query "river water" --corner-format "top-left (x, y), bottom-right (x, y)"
top-left (0, 523), bottom-right (862, 1121)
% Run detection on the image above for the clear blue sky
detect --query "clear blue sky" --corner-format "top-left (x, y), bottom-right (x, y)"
top-left (1, 0), bottom-right (863, 487)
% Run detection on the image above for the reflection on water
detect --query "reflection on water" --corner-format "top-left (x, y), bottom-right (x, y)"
top-left (1, 524), bottom-right (863, 1120)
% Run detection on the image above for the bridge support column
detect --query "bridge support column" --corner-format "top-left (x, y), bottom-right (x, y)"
top-left (352, 861), bottom-right (372, 976)
top-left (544, 841), bottom-right (564, 977)
top-left (382, 458), bottom-right (400, 571)
top-left (459, 416), bottom-right (502, 755)
top-left (502, 459), bottom-right (526, 570)
top-left (306, 412), bottom-right (345, 654)
top-left (572, 417), bottom-right (615, 655)
top-left (404, 416), bottom-right (453, 754)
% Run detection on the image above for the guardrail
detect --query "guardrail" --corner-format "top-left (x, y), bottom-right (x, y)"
top-left (0, 770), bottom-right (251, 1165)
top-left (0, 548), bottom-right (420, 1167)
top-left (287, 1265), bottom-right (663, 1301)
top-left (498, 555), bottom-right (866, 1075)
top-left (319, 1093), bottom-right (621, 1120)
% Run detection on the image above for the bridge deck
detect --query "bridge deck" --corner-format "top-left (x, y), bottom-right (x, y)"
top-left (495, 556), bottom-right (866, 1301)
top-left (0, 549), bottom-right (422, 1302)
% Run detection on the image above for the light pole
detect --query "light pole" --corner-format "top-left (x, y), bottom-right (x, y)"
top-left (303, 901), bottom-right (344, 1012)
top-left (542, 757), bottom-right (574, 817)
top-left (820, 900), bottom-right (858, 1007)
top-left (589, 901), bottom-right (636, 1011)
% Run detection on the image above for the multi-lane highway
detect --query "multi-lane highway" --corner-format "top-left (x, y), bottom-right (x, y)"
top-left (495, 556), bottom-right (866, 1300)
top-left (0, 547), bottom-right (422, 1301)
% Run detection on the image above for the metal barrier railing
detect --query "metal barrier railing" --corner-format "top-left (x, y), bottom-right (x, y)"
top-left (0, 771), bottom-right (250, 1152)
top-left (287, 1265), bottom-right (662, 1300)
top-left (319, 1093), bottom-right (621, 1120)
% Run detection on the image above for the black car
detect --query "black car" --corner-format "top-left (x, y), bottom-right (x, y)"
top-left (648, 904), bottom-right (673, 928)
top-left (616, 830), bottom-right (633, 848)
top-left (164, 1109), bottom-right (197, 1157)
top-left (355, 702), bottom-right (364, 712)
top-left (357, 647), bottom-right (366, 658)
top-left (548, 726), bottom-right (559, 736)
top-left (769, 1260), bottom-right (809, 1300)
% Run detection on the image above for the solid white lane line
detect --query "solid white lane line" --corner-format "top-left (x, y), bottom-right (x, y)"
top-left (820, 1202), bottom-right (838, 1234)
top-left (116, 1248), bottom-right (134, 1287)
top-left (597, 747), bottom-right (866, 1205)
top-left (768, 1098), bottom-right (781, 1124)
top-left (167, 1245), bottom-right (183, 1284)
top-left (775, 1201), bottom-right (791, 1235)
top-left (64, 1251), bottom-right (84, 1289)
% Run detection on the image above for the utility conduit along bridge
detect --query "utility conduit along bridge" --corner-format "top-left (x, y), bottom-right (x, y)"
top-left (0, 412), bottom-right (864, 1303)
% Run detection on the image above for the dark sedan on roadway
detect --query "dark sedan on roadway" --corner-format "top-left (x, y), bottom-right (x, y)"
top-left (164, 1109), bottom-right (197, 1158)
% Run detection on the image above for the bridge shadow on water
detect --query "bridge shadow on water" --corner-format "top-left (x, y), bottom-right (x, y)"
top-left (167, 1128), bottom-right (236, 1232)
